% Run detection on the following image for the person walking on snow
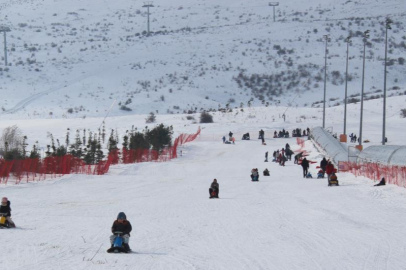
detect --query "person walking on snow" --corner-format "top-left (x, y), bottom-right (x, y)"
top-left (301, 158), bottom-right (309, 178)
top-left (222, 136), bottom-right (226, 143)
top-left (0, 197), bottom-right (16, 228)
top-left (265, 151), bottom-right (268, 162)
top-left (320, 157), bottom-right (328, 173)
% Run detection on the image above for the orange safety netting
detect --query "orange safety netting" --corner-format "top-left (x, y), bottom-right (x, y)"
top-left (339, 161), bottom-right (406, 188)
top-left (0, 127), bottom-right (201, 184)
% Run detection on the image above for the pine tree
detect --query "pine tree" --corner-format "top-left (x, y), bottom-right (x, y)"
top-left (145, 124), bottom-right (173, 151)
top-left (108, 129), bottom-right (118, 153)
top-left (29, 142), bottom-right (41, 159)
top-left (65, 128), bottom-right (70, 147)
top-left (102, 122), bottom-right (106, 143)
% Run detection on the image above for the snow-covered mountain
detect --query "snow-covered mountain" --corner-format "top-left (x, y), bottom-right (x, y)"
top-left (0, 0), bottom-right (405, 119)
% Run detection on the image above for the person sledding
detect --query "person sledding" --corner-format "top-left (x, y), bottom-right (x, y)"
top-left (263, 168), bottom-right (270, 176)
top-left (209, 179), bottom-right (219, 198)
top-left (317, 169), bottom-right (325, 179)
top-left (374, 177), bottom-right (386, 186)
top-left (107, 212), bottom-right (132, 253)
top-left (328, 172), bottom-right (339, 186)
top-left (0, 197), bottom-right (16, 228)
top-left (251, 168), bottom-right (259, 181)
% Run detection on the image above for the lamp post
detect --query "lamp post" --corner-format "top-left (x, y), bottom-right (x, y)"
top-left (358, 30), bottom-right (370, 151)
top-left (322, 34), bottom-right (330, 129)
top-left (142, 1), bottom-right (154, 35)
top-left (340, 35), bottom-right (352, 142)
top-left (268, 2), bottom-right (279, 22)
top-left (0, 26), bottom-right (11, 66)
top-left (382, 18), bottom-right (392, 145)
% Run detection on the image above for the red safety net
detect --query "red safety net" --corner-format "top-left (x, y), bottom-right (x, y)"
top-left (0, 127), bottom-right (201, 184)
top-left (339, 161), bottom-right (406, 188)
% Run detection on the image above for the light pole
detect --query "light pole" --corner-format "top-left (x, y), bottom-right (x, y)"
top-left (0, 26), bottom-right (11, 66)
top-left (358, 30), bottom-right (370, 151)
top-left (382, 18), bottom-right (392, 145)
top-left (341, 35), bottom-right (352, 142)
top-left (142, 1), bottom-right (154, 35)
top-left (268, 2), bottom-right (279, 22)
top-left (322, 34), bottom-right (330, 129)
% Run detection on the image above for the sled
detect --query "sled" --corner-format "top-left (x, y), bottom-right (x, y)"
top-left (107, 232), bottom-right (130, 253)
top-left (0, 214), bottom-right (13, 229)
top-left (328, 180), bottom-right (339, 186)
top-left (210, 191), bottom-right (219, 199)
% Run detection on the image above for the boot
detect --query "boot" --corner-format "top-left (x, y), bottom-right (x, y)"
top-left (123, 243), bottom-right (131, 252)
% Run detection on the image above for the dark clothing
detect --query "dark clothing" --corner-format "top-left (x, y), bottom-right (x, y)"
top-left (111, 220), bottom-right (132, 235)
top-left (263, 170), bottom-right (270, 176)
top-left (320, 158), bottom-right (328, 172)
top-left (211, 182), bottom-right (219, 191)
top-left (325, 164), bottom-right (334, 175)
top-left (229, 132), bottom-right (233, 138)
top-left (375, 178), bottom-right (386, 186)
top-left (0, 201), bottom-right (11, 217)
top-left (301, 159), bottom-right (309, 177)
top-left (209, 188), bottom-right (219, 197)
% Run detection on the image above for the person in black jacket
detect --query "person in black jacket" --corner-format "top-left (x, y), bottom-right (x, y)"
top-left (108, 212), bottom-right (132, 252)
top-left (374, 177), bottom-right (386, 186)
top-left (320, 158), bottom-right (328, 173)
top-left (0, 197), bottom-right (16, 228)
top-left (301, 158), bottom-right (310, 178)
top-left (209, 179), bottom-right (219, 198)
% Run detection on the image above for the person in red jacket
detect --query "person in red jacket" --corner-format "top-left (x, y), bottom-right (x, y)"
top-left (325, 162), bottom-right (335, 183)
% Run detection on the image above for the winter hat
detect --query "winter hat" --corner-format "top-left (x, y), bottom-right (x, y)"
top-left (117, 212), bottom-right (127, 220)
top-left (1, 197), bottom-right (7, 203)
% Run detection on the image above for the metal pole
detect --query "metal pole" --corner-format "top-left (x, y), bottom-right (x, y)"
top-left (344, 37), bottom-right (350, 135)
top-left (147, 6), bottom-right (150, 35)
top-left (359, 34), bottom-right (368, 147)
top-left (382, 19), bottom-right (391, 145)
top-left (3, 31), bottom-right (7, 66)
top-left (323, 35), bottom-right (329, 128)
top-left (273, 6), bottom-right (275, 22)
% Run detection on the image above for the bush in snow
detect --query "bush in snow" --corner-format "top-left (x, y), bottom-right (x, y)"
top-left (200, 112), bottom-right (213, 123)
top-left (401, 109), bottom-right (406, 118)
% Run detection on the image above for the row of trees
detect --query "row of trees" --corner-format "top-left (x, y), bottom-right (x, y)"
top-left (0, 123), bottom-right (174, 164)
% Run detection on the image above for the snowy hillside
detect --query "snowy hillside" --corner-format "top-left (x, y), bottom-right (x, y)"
top-left (2, 103), bottom-right (406, 269)
top-left (0, 0), bottom-right (405, 119)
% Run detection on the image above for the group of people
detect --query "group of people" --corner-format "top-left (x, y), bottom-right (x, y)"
top-left (292, 127), bottom-right (310, 137)
top-left (274, 129), bottom-right (289, 138)
top-left (270, 143), bottom-right (294, 166)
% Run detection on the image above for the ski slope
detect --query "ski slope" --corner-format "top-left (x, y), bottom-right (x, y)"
top-left (2, 128), bottom-right (406, 269)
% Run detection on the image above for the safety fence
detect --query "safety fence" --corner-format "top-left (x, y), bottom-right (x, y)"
top-left (339, 161), bottom-right (406, 188)
top-left (0, 127), bottom-right (201, 184)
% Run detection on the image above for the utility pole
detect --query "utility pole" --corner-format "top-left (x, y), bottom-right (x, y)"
top-left (358, 30), bottom-right (370, 151)
top-left (142, 1), bottom-right (154, 35)
top-left (0, 26), bottom-right (11, 66)
top-left (268, 2), bottom-right (279, 22)
top-left (341, 35), bottom-right (351, 142)
top-left (322, 35), bottom-right (330, 129)
top-left (382, 18), bottom-right (392, 145)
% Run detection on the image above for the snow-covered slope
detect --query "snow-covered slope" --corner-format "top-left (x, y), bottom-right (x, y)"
top-left (0, 0), bottom-right (405, 119)
top-left (2, 118), bottom-right (406, 269)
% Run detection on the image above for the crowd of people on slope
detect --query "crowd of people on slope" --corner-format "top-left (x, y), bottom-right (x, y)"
top-left (292, 127), bottom-right (310, 137)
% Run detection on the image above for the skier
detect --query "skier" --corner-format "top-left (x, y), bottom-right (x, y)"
top-left (374, 177), bottom-right (386, 186)
top-left (320, 157), bottom-right (328, 173)
top-left (108, 212), bottom-right (132, 253)
top-left (0, 197), bottom-right (16, 228)
top-left (209, 179), bottom-right (219, 198)
top-left (301, 158), bottom-right (309, 178)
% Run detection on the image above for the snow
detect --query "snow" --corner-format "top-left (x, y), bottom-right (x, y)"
top-left (1, 99), bottom-right (406, 269)
top-left (1, 0), bottom-right (406, 268)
